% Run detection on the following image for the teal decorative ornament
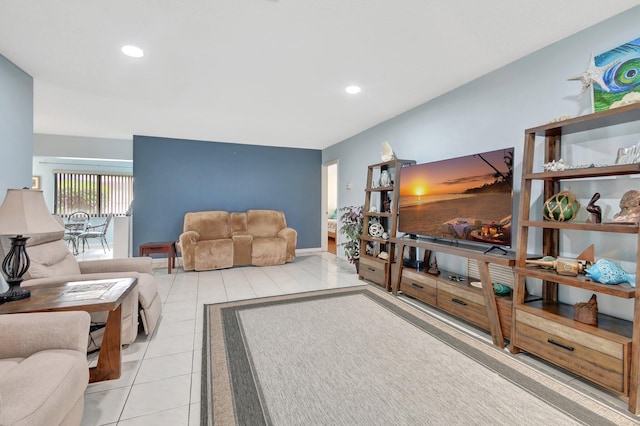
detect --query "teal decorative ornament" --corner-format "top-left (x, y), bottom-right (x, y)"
top-left (585, 259), bottom-right (636, 287)
top-left (493, 283), bottom-right (511, 295)
top-left (543, 191), bottom-right (580, 222)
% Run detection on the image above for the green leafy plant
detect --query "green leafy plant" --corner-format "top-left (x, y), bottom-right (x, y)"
top-left (339, 205), bottom-right (364, 263)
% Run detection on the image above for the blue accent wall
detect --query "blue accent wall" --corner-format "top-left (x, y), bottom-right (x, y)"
top-left (132, 135), bottom-right (321, 253)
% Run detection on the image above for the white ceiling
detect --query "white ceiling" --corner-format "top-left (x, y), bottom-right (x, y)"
top-left (1, 1), bottom-right (639, 150)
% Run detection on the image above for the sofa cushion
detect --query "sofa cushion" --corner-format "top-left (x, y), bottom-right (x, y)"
top-left (185, 211), bottom-right (230, 240)
top-left (252, 237), bottom-right (287, 266)
top-left (24, 240), bottom-right (81, 280)
top-left (195, 239), bottom-right (234, 271)
top-left (246, 210), bottom-right (286, 238)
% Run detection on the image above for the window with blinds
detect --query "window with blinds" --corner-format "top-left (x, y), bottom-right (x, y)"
top-left (54, 172), bottom-right (133, 217)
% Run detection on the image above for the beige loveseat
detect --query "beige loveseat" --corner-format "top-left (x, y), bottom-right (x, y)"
top-left (0, 229), bottom-right (162, 349)
top-left (0, 311), bottom-right (90, 426)
top-left (179, 209), bottom-right (297, 271)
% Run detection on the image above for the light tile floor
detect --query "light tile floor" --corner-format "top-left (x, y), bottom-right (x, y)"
top-left (79, 250), bottom-right (634, 425)
top-left (81, 252), bottom-right (364, 425)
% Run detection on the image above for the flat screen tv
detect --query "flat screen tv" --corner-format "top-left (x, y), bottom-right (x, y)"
top-left (398, 147), bottom-right (514, 248)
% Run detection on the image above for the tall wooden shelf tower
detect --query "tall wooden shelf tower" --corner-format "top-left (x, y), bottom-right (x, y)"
top-left (359, 159), bottom-right (415, 290)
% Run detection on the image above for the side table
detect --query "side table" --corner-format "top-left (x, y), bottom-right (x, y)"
top-left (0, 277), bottom-right (138, 382)
top-left (139, 241), bottom-right (176, 274)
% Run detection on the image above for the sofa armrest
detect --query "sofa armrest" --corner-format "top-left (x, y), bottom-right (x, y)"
top-left (278, 227), bottom-right (297, 263)
top-left (278, 227), bottom-right (296, 240)
top-left (0, 311), bottom-right (90, 359)
top-left (179, 230), bottom-right (200, 271)
top-left (79, 257), bottom-right (153, 275)
top-left (179, 230), bottom-right (200, 244)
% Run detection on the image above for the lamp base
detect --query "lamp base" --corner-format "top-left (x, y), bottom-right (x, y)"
top-left (0, 282), bottom-right (30, 303)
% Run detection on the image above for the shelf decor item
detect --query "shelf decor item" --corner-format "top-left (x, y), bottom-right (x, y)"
top-left (427, 256), bottom-right (440, 276)
top-left (525, 256), bottom-right (590, 276)
top-left (574, 294), bottom-right (598, 326)
top-left (380, 141), bottom-right (396, 161)
top-left (585, 259), bottom-right (636, 287)
top-left (368, 222), bottom-right (384, 238)
top-left (543, 191), bottom-right (580, 222)
top-left (493, 282), bottom-right (511, 296)
top-left (339, 205), bottom-right (364, 267)
top-left (613, 189), bottom-right (640, 223)
top-left (615, 142), bottom-right (640, 165)
top-left (379, 170), bottom-right (392, 187)
top-left (586, 193), bottom-right (602, 224)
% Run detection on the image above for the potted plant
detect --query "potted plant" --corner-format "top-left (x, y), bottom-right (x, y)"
top-left (338, 205), bottom-right (364, 272)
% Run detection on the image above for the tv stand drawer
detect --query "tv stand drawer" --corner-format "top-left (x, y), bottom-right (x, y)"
top-left (359, 256), bottom-right (386, 287)
top-left (514, 308), bottom-right (629, 395)
top-left (400, 269), bottom-right (437, 305)
top-left (437, 280), bottom-right (489, 330)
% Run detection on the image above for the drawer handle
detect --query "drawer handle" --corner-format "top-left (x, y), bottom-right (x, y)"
top-left (452, 298), bottom-right (467, 306)
top-left (411, 283), bottom-right (424, 289)
top-left (547, 338), bottom-right (574, 352)
top-left (367, 267), bottom-right (376, 272)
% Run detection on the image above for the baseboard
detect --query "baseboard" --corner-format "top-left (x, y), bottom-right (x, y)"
top-left (296, 248), bottom-right (322, 254)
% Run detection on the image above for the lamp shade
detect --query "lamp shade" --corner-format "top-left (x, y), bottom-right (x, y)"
top-left (0, 189), bottom-right (63, 236)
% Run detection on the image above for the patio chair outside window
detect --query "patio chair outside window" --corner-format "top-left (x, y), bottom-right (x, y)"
top-left (63, 211), bottom-right (90, 255)
top-left (78, 213), bottom-right (113, 253)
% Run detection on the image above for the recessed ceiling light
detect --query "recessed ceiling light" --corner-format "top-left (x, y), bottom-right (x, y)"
top-left (121, 45), bottom-right (144, 58)
top-left (345, 85), bottom-right (362, 95)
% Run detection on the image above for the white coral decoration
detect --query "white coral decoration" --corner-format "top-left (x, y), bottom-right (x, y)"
top-left (381, 141), bottom-right (396, 161)
top-left (543, 159), bottom-right (566, 172)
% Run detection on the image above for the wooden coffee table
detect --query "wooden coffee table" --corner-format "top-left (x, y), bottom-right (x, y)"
top-left (0, 277), bottom-right (137, 382)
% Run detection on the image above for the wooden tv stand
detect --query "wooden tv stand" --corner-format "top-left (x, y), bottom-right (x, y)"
top-left (391, 237), bottom-right (516, 348)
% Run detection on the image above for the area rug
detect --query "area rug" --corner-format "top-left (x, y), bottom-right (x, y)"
top-left (202, 285), bottom-right (639, 425)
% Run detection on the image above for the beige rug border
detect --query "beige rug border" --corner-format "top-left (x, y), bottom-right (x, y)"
top-left (204, 284), bottom-right (640, 426)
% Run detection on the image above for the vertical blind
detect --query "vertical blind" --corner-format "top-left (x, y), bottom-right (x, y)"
top-left (54, 172), bottom-right (133, 217)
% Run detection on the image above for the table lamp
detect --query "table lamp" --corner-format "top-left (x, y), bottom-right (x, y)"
top-left (0, 188), bottom-right (63, 302)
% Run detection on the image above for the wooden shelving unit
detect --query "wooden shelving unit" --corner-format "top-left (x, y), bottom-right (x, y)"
top-left (510, 102), bottom-right (640, 413)
top-left (359, 159), bottom-right (415, 290)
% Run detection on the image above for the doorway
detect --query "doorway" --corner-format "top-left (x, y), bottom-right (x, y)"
top-left (323, 161), bottom-right (338, 254)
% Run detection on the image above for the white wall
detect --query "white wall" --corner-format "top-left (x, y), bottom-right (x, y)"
top-left (322, 6), bottom-right (640, 320)
top-left (34, 134), bottom-right (132, 160)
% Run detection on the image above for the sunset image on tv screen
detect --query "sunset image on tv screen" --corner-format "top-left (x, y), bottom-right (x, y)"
top-left (398, 147), bottom-right (514, 246)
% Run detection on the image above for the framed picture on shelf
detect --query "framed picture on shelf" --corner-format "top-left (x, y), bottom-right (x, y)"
top-left (32, 176), bottom-right (41, 190)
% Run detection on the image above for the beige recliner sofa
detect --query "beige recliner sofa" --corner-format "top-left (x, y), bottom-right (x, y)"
top-left (0, 229), bottom-right (162, 349)
top-left (179, 209), bottom-right (297, 271)
top-left (0, 311), bottom-right (90, 426)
